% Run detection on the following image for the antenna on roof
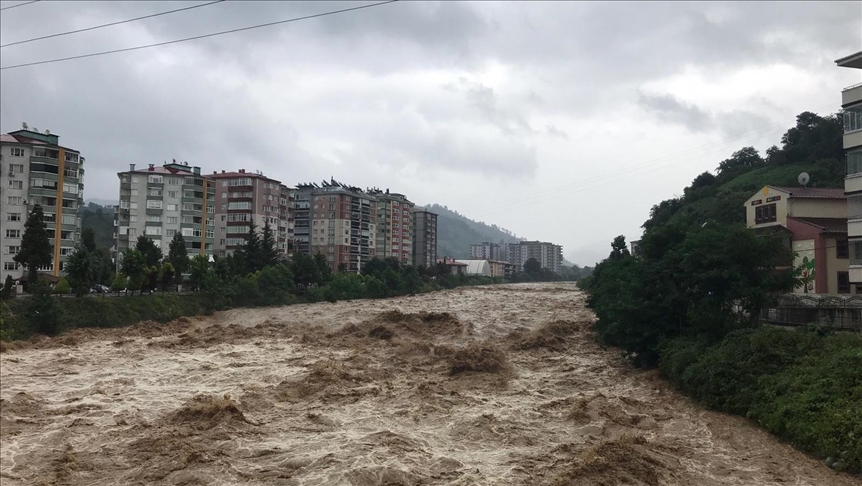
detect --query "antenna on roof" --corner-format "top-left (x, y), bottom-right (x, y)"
top-left (798, 172), bottom-right (810, 187)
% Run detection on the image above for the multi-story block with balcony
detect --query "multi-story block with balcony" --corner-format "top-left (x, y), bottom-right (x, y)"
top-left (470, 242), bottom-right (502, 260)
top-left (506, 241), bottom-right (563, 273)
top-left (114, 162), bottom-right (214, 261)
top-left (209, 169), bottom-right (291, 258)
top-left (369, 189), bottom-right (414, 265)
top-left (412, 208), bottom-right (438, 268)
top-left (279, 184), bottom-right (296, 258)
top-left (298, 179), bottom-right (377, 273)
top-left (1, 126), bottom-right (84, 281)
top-left (837, 51), bottom-right (862, 284)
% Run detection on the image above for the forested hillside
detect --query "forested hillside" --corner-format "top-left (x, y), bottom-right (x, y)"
top-left (582, 111), bottom-right (861, 473)
top-left (424, 204), bottom-right (524, 259)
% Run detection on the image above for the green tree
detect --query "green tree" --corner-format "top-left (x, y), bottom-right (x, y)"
top-left (523, 258), bottom-right (541, 274)
top-left (291, 252), bottom-right (321, 290)
top-left (135, 235), bottom-right (162, 268)
top-left (92, 248), bottom-right (114, 286)
top-left (609, 235), bottom-right (630, 261)
top-left (14, 204), bottom-right (53, 285)
top-left (168, 233), bottom-right (189, 288)
top-left (65, 245), bottom-right (96, 296)
top-left (255, 263), bottom-right (295, 306)
top-left (120, 249), bottom-right (147, 294)
top-left (261, 221), bottom-right (279, 268)
top-left (27, 279), bottom-right (60, 335)
top-left (158, 262), bottom-right (175, 291)
top-left (54, 277), bottom-right (70, 295)
top-left (314, 253), bottom-right (332, 282)
top-left (402, 266), bottom-right (422, 295)
top-left (1, 274), bottom-right (15, 299)
top-left (81, 227), bottom-right (97, 253)
top-left (188, 254), bottom-right (210, 291)
top-left (241, 223), bottom-right (263, 275)
top-left (111, 274), bottom-right (127, 295)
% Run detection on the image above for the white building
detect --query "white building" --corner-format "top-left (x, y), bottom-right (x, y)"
top-left (1, 127), bottom-right (84, 281)
top-left (837, 51), bottom-right (862, 283)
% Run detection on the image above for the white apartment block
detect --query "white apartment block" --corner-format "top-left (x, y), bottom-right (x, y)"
top-left (1, 127), bottom-right (84, 281)
top-left (837, 51), bottom-right (862, 283)
top-left (114, 162), bottom-right (214, 261)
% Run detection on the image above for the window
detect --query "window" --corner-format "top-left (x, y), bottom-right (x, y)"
top-left (6, 213), bottom-right (21, 222)
top-left (148, 175), bottom-right (163, 184)
top-left (168, 177), bottom-right (180, 185)
top-left (181, 228), bottom-right (194, 237)
top-left (166, 229), bottom-right (177, 237)
top-left (167, 204), bottom-right (178, 211)
top-left (130, 202), bottom-right (139, 210)
top-left (131, 189), bottom-right (140, 197)
top-left (62, 199), bottom-right (77, 209)
top-left (226, 178), bottom-right (252, 186)
top-left (849, 151), bottom-right (862, 177)
top-left (60, 247), bottom-right (74, 256)
top-left (10, 148), bottom-right (24, 157)
top-left (6, 246), bottom-right (20, 255)
top-left (754, 204), bottom-right (777, 224)
top-left (10, 163), bottom-right (24, 173)
top-left (167, 191), bottom-right (179, 199)
top-left (3, 262), bottom-right (19, 271)
top-left (63, 182), bottom-right (78, 194)
top-left (7, 196), bottom-right (23, 205)
top-left (845, 107), bottom-right (862, 134)
top-left (146, 200), bottom-right (163, 209)
top-left (837, 238), bottom-right (849, 259)
top-left (228, 201), bottom-right (252, 210)
top-left (167, 216), bottom-right (178, 224)
top-left (130, 215), bottom-right (138, 223)
top-left (145, 226), bottom-right (162, 236)
top-left (147, 215), bottom-right (162, 223)
top-left (148, 188), bottom-right (162, 197)
top-left (8, 180), bottom-right (23, 189)
top-left (5, 229), bottom-right (20, 238)
top-left (838, 271), bottom-right (851, 294)
top-left (206, 229), bottom-right (214, 238)
top-left (62, 214), bottom-right (76, 225)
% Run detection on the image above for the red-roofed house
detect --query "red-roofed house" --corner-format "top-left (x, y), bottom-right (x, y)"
top-left (745, 185), bottom-right (850, 295)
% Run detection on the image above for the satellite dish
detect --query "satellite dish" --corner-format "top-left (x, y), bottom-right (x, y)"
top-left (21, 122), bottom-right (28, 129)
top-left (798, 172), bottom-right (810, 187)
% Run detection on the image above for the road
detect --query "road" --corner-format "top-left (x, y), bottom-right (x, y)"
top-left (0, 282), bottom-right (858, 485)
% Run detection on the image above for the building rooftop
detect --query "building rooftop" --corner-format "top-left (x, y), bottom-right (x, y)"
top-left (208, 169), bottom-right (281, 183)
top-left (770, 186), bottom-right (846, 199)
top-left (836, 51), bottom-right (862, 69)
top-left (2, 131), bottom-right (78, 152)
top-left (789, 217), bottom-right (848, 234)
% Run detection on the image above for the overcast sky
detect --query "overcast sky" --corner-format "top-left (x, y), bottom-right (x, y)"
top-left (1, 1), bottom-right (860, 265)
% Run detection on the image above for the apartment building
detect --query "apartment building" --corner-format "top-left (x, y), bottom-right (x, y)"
top-left (837, 51), bottom-right (862, 284)
top-left (412, 208), bottom-right (438, 268)
top-left (369, 189), bottom-right (414, 265)
top-left (114, 162), bottom-right (214, 260)
top-left (506, 241), bottom-right (563, 273)
top-left (298, 179), bottom-right (377, 273)
top-left (209, 169), bottom-right (292, 258)
top-left (470, 242), bottom-right (502, 260)
top-left (1, 127), bottom-right (84, 280)
top-left (744, 185), bottom-right (849, 294)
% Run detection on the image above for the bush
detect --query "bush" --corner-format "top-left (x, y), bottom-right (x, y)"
top-left (54, 277), bottom-right (71, 295)
top-left (27, 280), bottom-right (61, 335)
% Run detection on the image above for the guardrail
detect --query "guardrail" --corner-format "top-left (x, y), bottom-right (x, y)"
top-left (760, 294), bottom-right (862, 332)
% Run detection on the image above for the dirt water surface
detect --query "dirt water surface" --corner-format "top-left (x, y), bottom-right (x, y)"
top-left (1, 283), bottom-right (858, 485)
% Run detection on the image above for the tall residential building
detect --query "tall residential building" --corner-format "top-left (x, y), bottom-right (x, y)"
top-left (412, 208), bottom-right (438, 268)
top-left (209, 169), bottom-right (292, 258)
top-left (298, 180), bottom-right (377, 273)
top-left (369, 189), bottom-right (414, 265)
top-left (279, 184), bottom-right (296, 258)
top-left (1, 128), bottom-right (84, 280)
top-left (506, 240), bottom-right (563, 273)
top-left (470, 242), bottom-right (502, 260)
top-left (838, 51), bottom-right (862, 284)
top-left (114, 162), bottom-right (214, 260)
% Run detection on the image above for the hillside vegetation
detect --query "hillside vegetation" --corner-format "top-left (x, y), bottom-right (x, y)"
top-left (582, 111), bottom-right (862, 473)
top-left (424, 203), bottom-right (524, 259)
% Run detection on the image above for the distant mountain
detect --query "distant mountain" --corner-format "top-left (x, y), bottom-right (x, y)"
top-left (423, 204), bottom-right (524, 259)
top-left (81, 202), bottom-right (115, 251)
top-left (86, 198), bottom-right (118, 207)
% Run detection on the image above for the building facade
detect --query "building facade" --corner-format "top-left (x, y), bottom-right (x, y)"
top-left (114, 162), bottom-right (214, 261)
top-left (1, 128), bottom-right (84, 281)
top-left (506, 240), bottom-right (563, 273)
top-left (837, 51), bottom-right (862, 284)
top-left (299, 180), bottom-right (377, 273)
top-left (370, 189), bottom-right (413, 265)
top-left (209, 169), bottom-right (291, 258)
top-left (412, 208), bottom-right (438, 268)
top-left (744, 185), bottom-right (850, 295)
top-left (470, 242), bottom-right (502, 260)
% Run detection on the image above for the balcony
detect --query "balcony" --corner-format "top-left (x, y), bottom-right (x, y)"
top-left (843, 83), bottom-right (862, 107)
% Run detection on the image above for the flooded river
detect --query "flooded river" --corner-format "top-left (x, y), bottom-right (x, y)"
top-left (1, 283), bottom-right (858, 485)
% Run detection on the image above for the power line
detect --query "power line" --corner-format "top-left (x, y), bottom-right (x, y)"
top-left (1, 0), bottom-right (226, 48)
top-left (0, 0), bottom-right (39, 12)
top-left (0, 0), bottom-right (400, 70)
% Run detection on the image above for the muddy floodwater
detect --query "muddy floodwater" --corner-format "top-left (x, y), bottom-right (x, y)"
top-left (1, 282), bottom-right (859, 485)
